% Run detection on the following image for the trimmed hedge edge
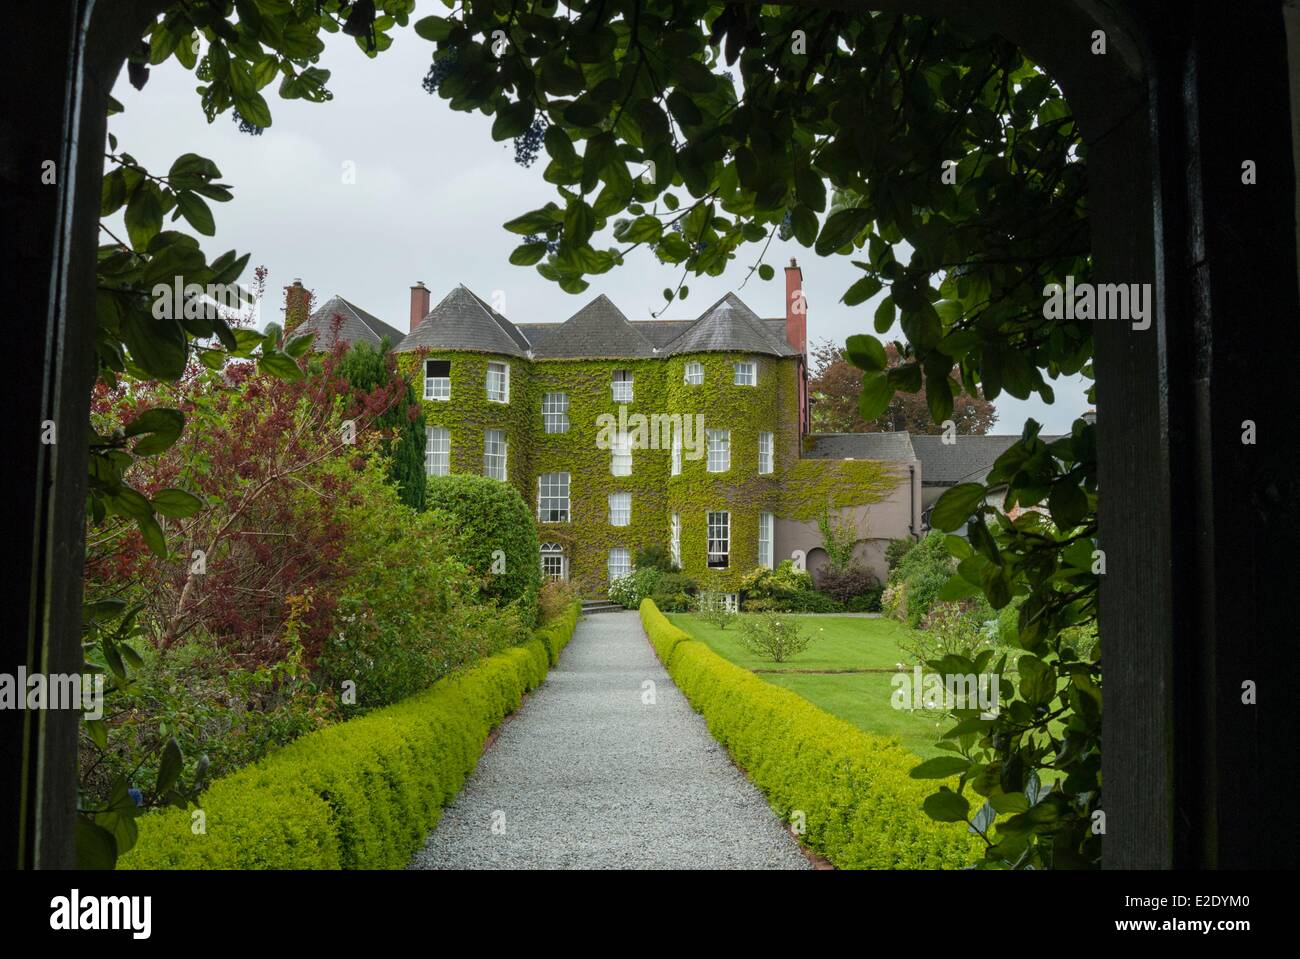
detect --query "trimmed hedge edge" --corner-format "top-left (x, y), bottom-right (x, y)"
top-left (638, 598), bottom-right (981, 869)
top-left (120, 601), bottom-right (583, 870)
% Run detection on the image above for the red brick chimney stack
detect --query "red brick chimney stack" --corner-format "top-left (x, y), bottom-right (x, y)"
top-left (410, 281), bottom-right (430, 333)
top-left (784, 258), bottom-right (806, 354)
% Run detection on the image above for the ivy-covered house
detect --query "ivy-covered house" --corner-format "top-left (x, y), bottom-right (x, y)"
top-left (291, 262), bottom-right (921, 597)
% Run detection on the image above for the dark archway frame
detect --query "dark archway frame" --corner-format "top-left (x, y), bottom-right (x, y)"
top-left (4, 0), bottom-right (1296, 869)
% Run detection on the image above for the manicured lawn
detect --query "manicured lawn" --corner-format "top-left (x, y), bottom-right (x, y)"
top-left (665, 613), bottom-right (951, 759)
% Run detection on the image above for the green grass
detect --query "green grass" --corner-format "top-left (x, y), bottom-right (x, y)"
top-left (666, 613), bottom-right (952, 759)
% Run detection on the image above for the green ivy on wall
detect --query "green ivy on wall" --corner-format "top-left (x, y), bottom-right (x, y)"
top-left (396, 349), bottom-right (900, 595)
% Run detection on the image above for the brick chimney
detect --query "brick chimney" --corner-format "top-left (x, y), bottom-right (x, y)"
top-left (410, 281), bottom-right (430, 333)
top-left (784, 259), bottom-right (810, 436)
top-left (284, 278), bottom-right (311, 333)
top-left (784, 258), bottom-right (806, 354)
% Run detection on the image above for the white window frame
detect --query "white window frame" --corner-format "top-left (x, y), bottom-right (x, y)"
top-left (611, 431), bottom-right (632, 476)
top-left (608, 492), bottom-right (631, 527)
top-left (758, 431), bottom-right (774, 474)
top-left (759, 512), bottom-right (774, 569)
top-left (670, 513), bottom-right (681, 567)
top-left (486, 362), bottom-right (510, 403)
top-left (684, 361), bottom-right (704, 385)
top-left (540, 543), bottom-right (567, 582)
top-left (611, 369), bottom-right (634, 403)
top-left (733, 361), bottom-right (756, 386)
top-left (707, 511), bottom-right (730, 568)
top-left (542, 392), bottom-right (569, 433)
top-left (537, 472), bottom-right (570, 522)
top-left (424, 359), bottom-right (450, 401)
top-left (706, 429), bottom-right (730, 473)
top-left (608, 548), bottom-right (632, 583)
top-left (425, 426), bottom-right (450, 477)
top-left (484, 429), bottom-right (508, 480)
top-left (671, 428), bottom-right (682, 476)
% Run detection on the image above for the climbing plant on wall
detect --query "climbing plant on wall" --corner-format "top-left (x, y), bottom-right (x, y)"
top-left (399, 348), bottom-right (898, 595)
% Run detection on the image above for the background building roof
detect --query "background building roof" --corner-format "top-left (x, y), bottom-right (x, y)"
top-left (804, 432), bottom-right (917, 461)
top-left (395, 285), bottom-right (528, 357)
top-left (911, 434), bottom-right (1059, 486)
top-left (300, 295), bottom-right (405, 351)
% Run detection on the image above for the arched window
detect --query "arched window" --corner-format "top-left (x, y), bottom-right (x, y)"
top-left (540, 543), bottom-right (567, 581)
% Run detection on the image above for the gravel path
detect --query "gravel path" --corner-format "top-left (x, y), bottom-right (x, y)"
top-left (410, 610), bottom-right (809, 869)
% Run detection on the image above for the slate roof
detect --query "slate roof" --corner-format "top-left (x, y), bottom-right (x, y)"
top-left (300, 295), bottom-right (405, 351)
top-left (911, 434), bottom-right (1060, 486)
top-left (631, 319), bottom-right (697, 348)
top-left (805, 432), bottom-right (917, 462)
top-left (664, 293), bottom-right (799, 357)
top-left (395, 285), bottom-right (528, 357)
top-left (525, 294), bottom-right (657, 359)
top-left (388, 286), bottom-right (799, 359)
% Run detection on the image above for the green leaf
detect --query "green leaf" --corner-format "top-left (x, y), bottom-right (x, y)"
top-left (413, 16), bottom-right (453, 41)
top-left (156, 737), bottom-right (184, 794)
top-left (931, 483), bottom-right (986, 531)
top-left (621, 215), bottom-right (663, 244)
top-left (922, 788), bottom-right (971, 823)
top-left (84, 718), bottom-right (109, 750)
top-left (758, 263), bottom-right (774, 281)
top-left (873, 295), bottom-right (896, 334)
top-left (910, 756), bottom-right (971, 779)
top-left (795, 167), bottom-right (826, 212)
top-left (233, 89), bottom-right (272, 128)
top-left (124, 407), bottom-right (185, 454)
top-left (503, 205), bottom-right (562, 235)
top-left (137, 514), bottom-right (167, 558)
top-left (937, 573), bottom-right (980, 601)
top-left (121, 312), bottom-right (187, 381)
top-left (175, 192), bottom-right (215, 235)
top-left (283, 332), bottom-right (315, 358)
top-left (857, 371), bottom-right (893, 420)
top-left (124, 185), bottom-right (164, 250)
top-left (491, 100), bottom-right (535, 141)
top-left (564, 201), bottom-right (595, 246)
top-left (1048, 478), bottom-right (1088, 530)
top-left (943, 535), bottom-right (972, 559)
top-left (842, 274), bottom-right (882, 307)
top-left (989, 792), bottom-right (1030, 814)
top-left (257, 350), bottom-right (304, 381)
top-left (75, 817), bottom-right (118, 870)
top-left (815, 207), bottom-right (871, 255)
top-left (926, 371), bottom-right (954, 422)
top-left (675, 58), bottom-right (717, 94)
top-left (509, 242), bottom-right (549, 266)
top-left (152, 488), bottom-right (203, 518)
top-left (844, 334), bottom-right (886, 372)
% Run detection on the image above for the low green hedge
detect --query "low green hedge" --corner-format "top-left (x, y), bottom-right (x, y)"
top-left (533, 600), bottom-right (581, 665)
top-left (639, 599), bottom-right (980, 869)
top-left (121, 603), bottom-right (581, 870)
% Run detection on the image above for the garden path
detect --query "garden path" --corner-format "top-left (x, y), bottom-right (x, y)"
top-left (410, 610), bottom-right (808, 869)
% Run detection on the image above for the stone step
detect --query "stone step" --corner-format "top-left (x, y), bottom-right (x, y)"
top-left (581, 602), bottom-right (625, 614)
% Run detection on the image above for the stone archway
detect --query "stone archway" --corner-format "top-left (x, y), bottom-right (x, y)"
top-left (7, 0), bottom-right (1297, 869)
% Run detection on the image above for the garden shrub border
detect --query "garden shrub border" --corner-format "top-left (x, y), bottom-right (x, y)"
top-left (121, 601), bottom-right (581, 869)
top-left (639, 599), bottom-right (981, 869)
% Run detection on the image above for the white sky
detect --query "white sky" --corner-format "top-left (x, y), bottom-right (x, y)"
top-left (108, 27), bottom-right (1089, 434)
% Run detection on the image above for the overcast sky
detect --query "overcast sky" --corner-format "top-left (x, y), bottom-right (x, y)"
top-left (108, 27), bottom-right (1089, 434)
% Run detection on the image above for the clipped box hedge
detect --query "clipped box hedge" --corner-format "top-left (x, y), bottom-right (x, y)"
top-left (639, 599), bottom-right (981, 869)
top-left (121, 603), bottom-right (581, 870)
